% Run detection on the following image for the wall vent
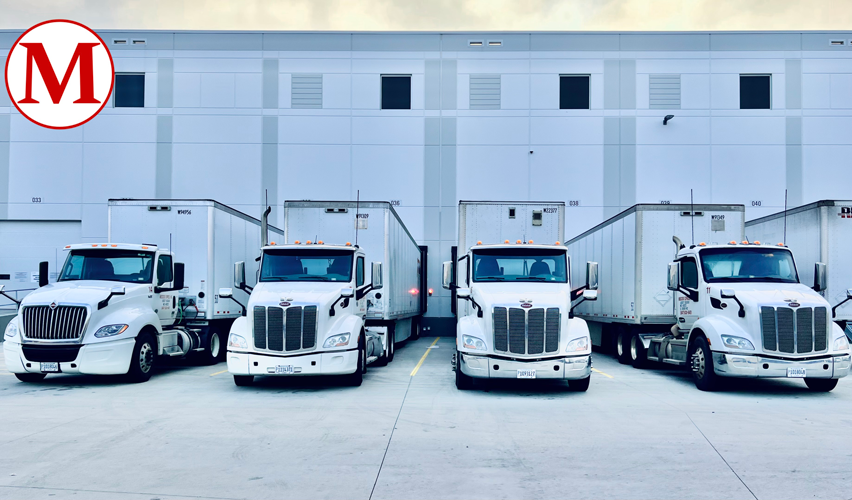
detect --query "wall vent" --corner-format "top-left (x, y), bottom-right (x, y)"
top-left (291, 74), bottom-right (323, 109)
top-left (470, 74), bottom-right (501, 110)
top-left (649, 74), bottom-right (681, 109)
top-left (132, 39), bottom-right (147, 45)
top-left (112, 39), bottom-right (128, 45)
top-left (488, 40), bottom-right (502, 46)
top-left (148, 206), bottom-right (170, 211)
top-left (830, 39), bottom-right (845, 46)
top-left (469, 40), bottom-right (483, 46)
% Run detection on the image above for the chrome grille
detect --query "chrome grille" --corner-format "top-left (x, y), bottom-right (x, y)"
top-left (492, 306), bottom-right (560, 356)
top-left (760, 305), bottom-right (829, 355)
top-left (22, 305), bottom-right (87, 340)
top-left (252, 305), bottom-right (318, 353)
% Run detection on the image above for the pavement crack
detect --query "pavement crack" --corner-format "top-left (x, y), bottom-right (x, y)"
top-left (0, 485), bottom-right (243, 500)
top-left (684, 413), bottom-right (758, 500)
top-left (368, 375), bottom-right (413, 500)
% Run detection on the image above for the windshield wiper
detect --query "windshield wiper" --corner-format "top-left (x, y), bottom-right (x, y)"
top-left (516, 276), bottom-right (547, 281)
top-left (261, 277), bottom-right (293, 282)
top-left (476, 276), bottom-right (505, 281)
top-left (299, 276), bottom-right (332, 281)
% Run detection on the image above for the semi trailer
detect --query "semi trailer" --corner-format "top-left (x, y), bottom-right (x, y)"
top-left (444, 201), bottom-right (599, 391)
top-left (567, 204), bottom-right (851, 391)
top-left (746, 200), bottom-right (852, 332)
top-left (225, 200), bottom-right (425, 386)
top-left (2, 199), bottom-right (278, 382)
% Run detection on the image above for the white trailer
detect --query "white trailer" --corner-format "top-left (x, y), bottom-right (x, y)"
top-left (459, 201), bottom-right (565, 252)
top-left (746, 200), bottom-right (852, 327)
top-left (284, 201), bottom-right (425, 345)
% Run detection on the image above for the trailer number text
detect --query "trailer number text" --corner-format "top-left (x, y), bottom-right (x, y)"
top-left (177, 210), bottom-right (191, 215)
top-left (543, 208), bottom-right (558, 213)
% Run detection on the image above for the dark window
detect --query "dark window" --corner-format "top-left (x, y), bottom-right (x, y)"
top-left (560, 75), bottom-right (590, 109)
top-left (740, 75), bottom-right (771, 109)
top-left (115, 74), bottom-right (145, 108)
top-left (157, 255), bottom-right (173, 286)
top-left (381, 75), bottom-right (411, 110)
top-left (356, 257), bottom-right (365, 287)
top-left (681, 259), bottom-right (698, 289)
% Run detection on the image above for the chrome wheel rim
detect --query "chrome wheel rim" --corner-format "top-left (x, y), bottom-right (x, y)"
top-left (630, 336), bottom-right (638, 360)
top-left (694, 347), bottom-right (706, 378)
top-left (139, 342), bottom-right (153, 373)
top-left (210, 333), bottom-right (220, 357)
top-left (617, 333), bottom-right (624, 356)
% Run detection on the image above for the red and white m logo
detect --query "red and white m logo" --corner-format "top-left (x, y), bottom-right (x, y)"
top-left (5, 20), bottom-right (114, 129)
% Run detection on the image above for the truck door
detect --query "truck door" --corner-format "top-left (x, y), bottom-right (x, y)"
top-left (677, 256), bottom-right (701, 332)
top-left (355, 256), bottom-right (367, 317)
top-left (154, 253), bottom-right (178, 327)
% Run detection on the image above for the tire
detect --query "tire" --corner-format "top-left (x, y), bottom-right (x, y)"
top-left (568, 376), bottom-right (590, 392)
top-left (804, 378), bottom-right (838, 392)
top-left (690, 336), bottom-right (719, 392)
top-left (343, 334), bottom-right (365, 387)
top-left (233, 375), bottom-right (254, 387)
top-left (455, 351), bottom-right (473, 390)
top-left (387, 326), bottom-right (395, 362)
top-left (616, 329), bottom-right (630, 364)
top-left (630, 333), bottom-right (647, 369)
top-left (410, 319), bottom-right (420, 341)
top-left (374, 329), bottom-right (392, 367)
top-left (127, 333), bottom-right (156, 383)
top-left (15, 373), bottom-right (46, 383)
top-left (200, 332), bottom-right (222, 366)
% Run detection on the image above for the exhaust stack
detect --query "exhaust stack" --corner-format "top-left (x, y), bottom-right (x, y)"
top-left (261, 206), bottom-right (271, 247)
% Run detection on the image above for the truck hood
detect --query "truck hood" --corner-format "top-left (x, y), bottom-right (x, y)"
top-left (471, 283), bottom-right (571, 310)
top-left (711, 283), bottom-right (830, 308)
top-left (19, 281), bottom-right (150, 308)
top-left (249, 282), bottom-right (353, 309)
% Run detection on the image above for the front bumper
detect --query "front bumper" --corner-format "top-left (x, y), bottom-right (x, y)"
top-left (3, 339), bottom-right (135, 375)
top-left (458, 352), bottom-right (591, 380)
top-left (713, 351), bottom-right (851, 379)
top-left (227, 349), bottom-right (359, 377)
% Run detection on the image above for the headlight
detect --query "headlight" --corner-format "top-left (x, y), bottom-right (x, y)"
top-left (721, 335), bottom-right (755, 350)
top-left (4, 320), bottom-right (18, 338)
top-left (566, 336), bottom-right (590, 352)
top-left (323, 333), bottom-right (350, 348)
top-left (94, 324), bottom-right (129, 338)
top-left (462, 335), bottom-right (486, 351)
top-left (835, 336), bottom-right (850, 351)
top-left (228, 333), bottom-right (247, 349)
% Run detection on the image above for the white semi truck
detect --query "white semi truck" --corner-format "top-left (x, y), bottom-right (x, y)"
top-left (443, 201), bottom-right (599, 391)
top-left (225, 200), bottom-right (424, 386)
top-left (2, 199), bottom-right (278, 383)
top-left (567, 203), bottom-right (852, 391)
top-left (746, 200), bottom-right (852, 333)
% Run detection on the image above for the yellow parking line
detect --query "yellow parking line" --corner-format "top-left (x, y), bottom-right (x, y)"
top-left (209, 369), bottom-right (228, 377)
top-left (410, 337), bottom-right (440, 377)
top-left (592, 368), bottom-right (613, 379)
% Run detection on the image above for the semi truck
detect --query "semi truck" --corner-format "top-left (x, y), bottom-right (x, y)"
top-left (2, 199), bottom-right (278, 383)
top-left (443, 201), bottom-right (599, 391)
top-left (567, 203), bottom-right (851, 391)
top-left (746, 200), bottom-right (852, 333)
top-left (224, 200), bottom-right (425, 386)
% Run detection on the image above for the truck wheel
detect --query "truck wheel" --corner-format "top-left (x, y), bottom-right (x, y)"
top-left (568, 376), bottom-right (590, 392)
top-left (616, 329), bottom-right (630, 364)
top-left (630, 333), bottom-right (647, 369)
top-left (343, 335), bottom-right (365, 387)
top-left (410, 319), bottom-right (420, 341)
top-left (388, 327), bottom-right (395, 362)
top-left (200, 332), bottom-right (222, 366)
top-left (455, 351), bottom-right (473, 390)
top-left (127, 333), bottom-right (156, 383)
top-left (374, 330), bottom-right (392, 367)
top-left (15, 373), bottom-right (46, 383)
top-left (804, 378), bottom-right (838, 392)
top-left (233, 375), bottom-right (254, 387)
top-left (690, 336), bottom-right (719, 392)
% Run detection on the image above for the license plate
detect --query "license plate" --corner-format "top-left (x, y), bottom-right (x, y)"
top-left (275, 365), bottom-right (294, 375)
top-left (40, 362), bottom-right (60, 373)
top-left (787, 367), bottom-right (807, 378)
top-left (517, 369), bottom-right (536, 379)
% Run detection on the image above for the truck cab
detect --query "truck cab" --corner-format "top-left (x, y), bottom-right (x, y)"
top-left (2, 243), bottom-right (192, 383)
top-left (224, 242), bottom-right (383, 387)
top-left (443, 242), bottom-right (599, 391)
top-left (651, 238), bottom-right (852, 391)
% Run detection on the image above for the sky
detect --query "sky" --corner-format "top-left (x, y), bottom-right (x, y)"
top-left (0, 0), bottom-right (850, 31)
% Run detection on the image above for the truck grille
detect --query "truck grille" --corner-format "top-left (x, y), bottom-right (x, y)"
top-left (493, 307), bottom-right (560, 355)
top-left (253, 305), bottom-right (318, 353)
top-left (22, 305), bottom-right (88, 341)
top-left (760, 306), bottom-right (829, 355)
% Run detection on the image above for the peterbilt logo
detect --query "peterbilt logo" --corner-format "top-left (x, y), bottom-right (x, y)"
top-left (49, 302), bottom-right (57, 310)
top-left (279, 302), bottom-right (291, 307)
top-left (789, 302), bottom-right (800, 307)
top-left (521, 303), bottom-right (532, 308)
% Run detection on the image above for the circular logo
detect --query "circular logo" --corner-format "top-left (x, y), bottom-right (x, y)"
top-left (521, 303), bottom-right (532, 308)
top-left (5, 20), bottom-right (114, 130)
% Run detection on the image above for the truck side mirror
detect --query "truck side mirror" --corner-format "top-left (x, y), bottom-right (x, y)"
top-left (583, 289), bottom-right (598, 301)
top-left (341, 288), bottom-right (354, 298)
top-left (38, 261), bottom-right (49, 287)
top-left (814, 262), bottom-right (827, 292)
top-left (173, 263), bottom-right (185, 290)
top-left (218, 288), bottom-right (233, 298)
top-left (720, 289), bottom-right (736, 299)
top-left (847, 289), bottom-right (852, 299)
top-left (442, 261), bottom-right (453, 290)
top-left (234, 261), bottom-right (246, 289)
top-left (585, 261), bottom-right (599, 290)
top-left (111, 286), bottom-right (126, 296)
top-left (371, 262), bottom-right (383, 290)
top-left (456, 288), bottom-right (471, 299)
top-left (667, 263), bottom-right (679, 291)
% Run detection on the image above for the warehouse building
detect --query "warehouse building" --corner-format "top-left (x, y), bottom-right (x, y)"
top-left (1, 30), bottom-right (852, 328)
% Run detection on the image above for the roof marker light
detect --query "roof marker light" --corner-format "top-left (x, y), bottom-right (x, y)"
top-left (345, 242), bottom-right (351, 246)
top-left (729, 241), bottom-right (737, 245)
top-left (777, 242), bottom-right (784, 246)
top-left (318, 240), bottom-right (323, 245)
top-left (699, 242), bottom-right (706, 246)
top-left (65, 245), bottom-right (71, 248)
top-left (505, 240), bottom-right (510, 244)
top-left (753, 241), bottom-right (760, 245)
top-left (91, 244), bottom-right (98, 247)
top-left (529, 240), bottom-right (533, 244)
top-left (306, 241), bottom-right (312, 245)
top-left (111, 244), bottom-right (117, 247)
top-left (555, 241), bottom-right (561, 245)
top-left (517, 240), bottom-right (522, 244)
top-left (141, 246), bottom-right (149, 249)
top-left (295, 240), bottom-right (300, 244)
top-left (270, 242), bottom-right (276, 245)
top-left (477, 241), bottom-right (482, 245)
top-left (101, 244), bottom-right (107, 247)
top-left (741, 241), bottom-right (748, 245)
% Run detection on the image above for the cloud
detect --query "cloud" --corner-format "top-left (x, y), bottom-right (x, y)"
top-left (0, 0), bottom-right (849, 31)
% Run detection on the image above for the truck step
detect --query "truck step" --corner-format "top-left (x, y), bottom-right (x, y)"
top-left (162, 346), bottom-right (184, 357)
top-left (662, 358), bottom-right (686, 366)
top-left (366, 355), bottom-right (379, 365)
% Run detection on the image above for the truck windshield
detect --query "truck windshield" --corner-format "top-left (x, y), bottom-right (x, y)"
top-left (472, 249), bottom-right (567, 283)
top-left (261, 249), bottom-right (353, 282)
top-left (700, 247), bottom-right (798, 284)
top-left (59, 250), bottom-right (155, 283)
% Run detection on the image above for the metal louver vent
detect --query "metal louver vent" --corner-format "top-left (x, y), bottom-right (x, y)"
top-left (291, 74), bottom-right (322, 109)
top-left (649, 74), bottom-right (680, 109)
top-left (470, 74), bottom-right (501, 110)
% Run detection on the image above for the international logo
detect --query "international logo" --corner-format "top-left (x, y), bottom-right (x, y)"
top-left (5, 20), bottom-right (114, 129)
